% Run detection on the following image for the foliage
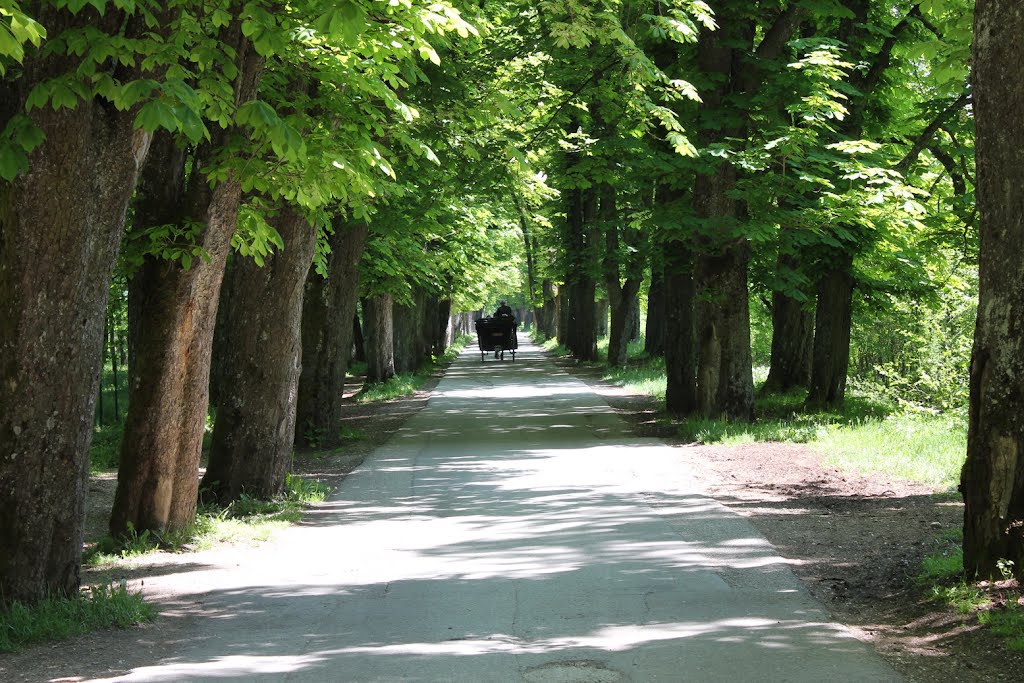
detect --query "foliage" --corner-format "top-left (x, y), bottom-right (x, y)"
top-left (0, 583), bottom-right (154, 653)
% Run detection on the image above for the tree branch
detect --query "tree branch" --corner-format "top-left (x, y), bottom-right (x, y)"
top-left (896, 92), bottom-right (970, 172)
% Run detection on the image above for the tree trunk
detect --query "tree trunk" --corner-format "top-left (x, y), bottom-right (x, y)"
top-left (961, 0), bottom-right (1024, 581)
top-left (567, 187), bottom-right (598, 361)
top-left (627, 293), bottom-right (641, 342)
top-left (394, 290), bottom-right (427, 374)
top-left (352, 313), bottom-right (366, 363)
top-left (541, 280), bottom-right (558, 339)
top-left (202, 206), bottom-right (316, 503)
top-left (0, 6), bottom-right (161, 604)
top-left (763, 291), bottom-right (814, 392)
top-left (645, 265), bottom-right (666, 357)
top-left (364, 294), bottom-right (396, 383)
top-left (664, 246), bottom-right (698, 416)
top-left (557, 286), bottom-right (571, 349)
top-left (111, 28), bottom-right (264, 537)
top-left (691, 12), bottom-right (754, 421)
top-left (806, 252), bottom-right (854, 409)
top-left (294, 222), bottom-right (368, 447)
top-left (434, 298), bottom-right (452, 355)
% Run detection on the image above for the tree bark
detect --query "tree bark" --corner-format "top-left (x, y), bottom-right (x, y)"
top-left (111, 24), bottom-right (263, 538)
top-left (202, 205), bottom-right (316, 504)
top-left (695, 241), bottom-right (755, 420)
top-left (294, 222), bottom-right (368, 447)
top-left (762, 289), bottom-right (814, 393)
top-left (690, 9), bottom-right (755, 421)
top-left (601, 184), bottom-right (643, 367)
top-left (541, 279), bottom-right (558, 339)
top-left (806, 252), bottom-right (854, 408)
top-left (645, 264), bottom-right (666, 357)
top-left (664, 251), bottom-right (698, 417)
top-left (567, 187), bottom-right (598, 361)
top-left (960, 0), bottom-right (1024, 580)
top-left (364, 294), bottom-right (396, 383)
top-left (0, 6), bottom-right (160, 604)
top-left (394, 289), bottom-right (429, 374)
top-left (434, 298), bottom-right (452, 355)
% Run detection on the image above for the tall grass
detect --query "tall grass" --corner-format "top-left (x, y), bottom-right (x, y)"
top-left (0, 584), bottom-right (155, 652)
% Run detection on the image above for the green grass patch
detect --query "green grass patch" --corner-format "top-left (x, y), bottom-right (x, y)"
top-left (979, 606), bottom-right (1024, 650)
top-left (0, 583), bottom-right (155, 653)
top-left (931, 581), bottom-right (991, 614)
top-left (85, 475), bottom-right (329, 564)
top-left (595, 347), bottom-right (966, 488)
top-left (816, 413), bottom-right (966, 489)
top-left (89, 423), bottom-right (123, 473)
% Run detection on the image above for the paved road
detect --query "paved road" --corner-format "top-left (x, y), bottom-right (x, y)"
top-left (104, 340), bottom-right (901, 682)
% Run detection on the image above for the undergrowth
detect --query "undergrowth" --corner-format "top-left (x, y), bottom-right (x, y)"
top-left (0, 583), bottom-right (155, 653)
top-left (85, 474), bottom-right (328, 565)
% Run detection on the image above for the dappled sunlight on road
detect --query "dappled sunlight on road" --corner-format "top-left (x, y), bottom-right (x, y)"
top-left (97, 339), bottom-right (900, 682)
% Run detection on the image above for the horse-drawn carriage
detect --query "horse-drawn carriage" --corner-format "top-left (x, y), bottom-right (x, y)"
top-left (474, 316), bottom-right (518, 362)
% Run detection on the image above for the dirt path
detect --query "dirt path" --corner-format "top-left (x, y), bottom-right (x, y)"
top-left (1, 348), bottom-right (1019, 682)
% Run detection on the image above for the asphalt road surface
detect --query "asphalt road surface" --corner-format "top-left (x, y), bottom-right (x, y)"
top-left (101, 339), bottom-right (902, 682)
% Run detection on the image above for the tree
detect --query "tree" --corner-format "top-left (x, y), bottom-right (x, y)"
top-left (202, 205), bottom-right (316, 504)
top-left (111, 10), bottom-right (265, 537)
top-left (0, 1), bottom-right (182, 605)
top-left (960, 0), bottom-right (1024, 580)
top-left (295, 220), bottom-right (368, 447)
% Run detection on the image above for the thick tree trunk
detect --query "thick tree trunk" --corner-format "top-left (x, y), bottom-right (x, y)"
top-left (0, 6), bottom-right (160, 604)
top-left (763, 290), bottom-right (814, 393)
top-left (567, 187), bottom-right (598, 361)
top-left (202, 206), bottom-right (316, 503)
top-left (694, 242), bottom-right (755, 420)
top-left (394, 290), bottom-right (428, 374)
top-left (111, 27), bottom-right (263, 537)
top-left (541, 280), bottom-right (558, 339)
top-left (961, 0), bottom-right (1024, 580)
top-left (434, 298), bottom-right (452, 355)
top-left (664, 248), bottom-right (698, 416)
top-left (645, 266), bottom-right (666, 357)
top-left (294, 223), bottom-right (368, 447)
top-left (557, 286), bottom-right (571, 348)
top-left (806, 253), bottom-right (854, 409)
top-left (627, 294), bottom-right (641, 342)
top-left (364, 294), bottom-right (396, 383)
top-left (601, 184), bottom-right (643, 367)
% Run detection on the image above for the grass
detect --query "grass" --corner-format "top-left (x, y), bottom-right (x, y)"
top-left (0, 583), bottom-right (155, 653)
top-left (85, 474), bottom-right (329, 565)
top-left (979, 606), bottom-right (1024, 651)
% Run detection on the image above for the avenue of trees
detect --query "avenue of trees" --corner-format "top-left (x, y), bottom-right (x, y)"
top-left (1, 0), bottom-right (1021, 605)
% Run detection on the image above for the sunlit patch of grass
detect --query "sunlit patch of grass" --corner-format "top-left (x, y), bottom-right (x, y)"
top-left (86, 475), bottom-right (328, 562)
top-left (0, 583), bottom-right (155, 652)
top-left (541, 337), bottom-right (569, 355)
top-left (932, 581), bottom-right (991, 614)
top-left (603, 356), bottom-right (667, 400)
top-left (816, 413), bottom-right (966, 489)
